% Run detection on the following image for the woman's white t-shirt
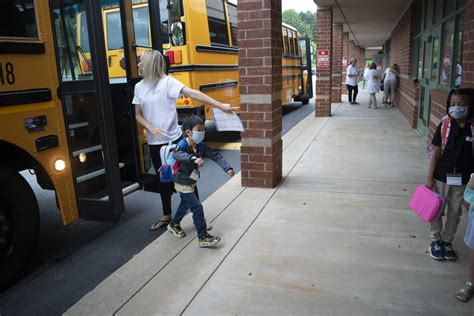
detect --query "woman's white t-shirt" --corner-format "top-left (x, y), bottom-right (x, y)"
top-left (346, 65), bottom-right (359, 86)
top-left (384, 67), bottom-right (398, 81)
top-left (132, 76), bottom-right (185, 145)
top-left (364, 69), bottom-right (382, 93)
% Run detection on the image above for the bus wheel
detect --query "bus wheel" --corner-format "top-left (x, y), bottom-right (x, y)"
top-left (0, 166), bottom-right (39, 292)
top-left (301, 96), bottom-right (310, 105)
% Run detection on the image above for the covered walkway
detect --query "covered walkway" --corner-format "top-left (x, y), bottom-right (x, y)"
top-left (66, 91), bottom-right (472, 315)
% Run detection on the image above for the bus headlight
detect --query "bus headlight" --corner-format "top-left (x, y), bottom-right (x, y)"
top-left (79, 153), bottom-right (87, 163)
top-left (54, 159), bottom-right (66, 171)
top-left (171, 22), bottom-right (185, 46)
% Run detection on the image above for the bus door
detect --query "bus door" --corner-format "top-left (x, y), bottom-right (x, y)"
top-left (50, 0), bottom-right (138, 221)
top-left (102, 0), bottom-right (167, 193)
top-left (299, 36), bottom-right (313, 100)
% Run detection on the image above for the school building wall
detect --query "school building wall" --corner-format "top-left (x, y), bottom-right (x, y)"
top-left (388, 0), bottom-right (473, 140)
top-left (389, 3), bottom-right (419, 129)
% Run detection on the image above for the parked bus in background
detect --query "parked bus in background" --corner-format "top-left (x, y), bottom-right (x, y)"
top-left (77, 0), bottom-right (313, 121)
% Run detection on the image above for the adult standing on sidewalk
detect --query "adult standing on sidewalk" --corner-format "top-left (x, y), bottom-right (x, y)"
top-left (133, 50), bottom-right (233, 231)
top-left (364, 62), bottom-right (382, 109)
top-left (382, 64), bottom-right (400, 106)
top-left (346, 59), bottom-right (360, 105)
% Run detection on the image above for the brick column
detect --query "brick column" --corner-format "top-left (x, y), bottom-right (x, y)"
top-left (342, 32), bottom-right (349, 94)
top-left (348, 40), bottom-right (355, 61)
top-left (462, 0), bottom-right (474, 87)
top-left (238, 0), bottom-right (282, 188)
top-left (315, 6), bottom-right (333, 117)
top-left (331, 23), bottom-right (343, 102)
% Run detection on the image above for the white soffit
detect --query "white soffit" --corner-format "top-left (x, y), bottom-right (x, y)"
top-left (314, 0), bottom-right (412, 48)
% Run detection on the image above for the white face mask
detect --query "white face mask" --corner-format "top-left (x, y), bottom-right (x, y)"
top-left (449, 105), bottom-right (469, 119)
top-left (191, 131), bottom-right (205, 144)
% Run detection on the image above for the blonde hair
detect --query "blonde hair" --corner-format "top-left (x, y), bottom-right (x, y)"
top-left (140, 50), bottom-right (166, 84)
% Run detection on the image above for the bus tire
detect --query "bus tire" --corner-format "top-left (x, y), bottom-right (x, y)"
top-left (0, 166), bottom-right (39, 292)
top-left (301, 96), bottom-right (310, 105)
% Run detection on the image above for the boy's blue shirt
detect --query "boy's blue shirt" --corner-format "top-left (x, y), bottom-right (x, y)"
top-left (172, 138), bottom-right (233, 185)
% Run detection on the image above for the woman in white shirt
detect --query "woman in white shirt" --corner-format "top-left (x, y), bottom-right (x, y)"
top-left (133, 50), bottom-right (232, 231)
top-left (346, 59), bottom-right (360, 105)
top-left (364, 62), bottom-right (382, 109)
top-left (382, 63), bottom-right (399, 106)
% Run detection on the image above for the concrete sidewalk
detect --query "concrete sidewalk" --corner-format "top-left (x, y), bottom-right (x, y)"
top-left (66, 92), bottom-right (473, 315)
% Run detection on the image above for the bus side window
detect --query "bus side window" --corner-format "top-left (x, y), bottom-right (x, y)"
top-left (283, 28), bottom-right (288, 55)
top-left (133, 6), bottom-right (150, 47)
top-left (227, 2), bottom-right (237, 47)
top-left (206, 0), bottom-right (230, 46)
top-left (0, 0), bottom-right (38, 38)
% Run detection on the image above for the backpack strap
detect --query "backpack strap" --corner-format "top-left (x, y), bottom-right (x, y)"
top-left (441, 116), bottom-right (452, 152)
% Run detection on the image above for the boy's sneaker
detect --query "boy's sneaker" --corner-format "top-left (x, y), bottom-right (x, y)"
top-left (442, 241), bottom-right (457, 261)
top-left (167, 223), bottom-right (186, 238)
top-left (430, 240), bottom-right (445, 260)
top-left (198, 234), bottom-right (221, 248)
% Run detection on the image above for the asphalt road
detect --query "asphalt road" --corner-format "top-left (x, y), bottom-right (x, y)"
top-left (0, 100), bottom-right (314, 316)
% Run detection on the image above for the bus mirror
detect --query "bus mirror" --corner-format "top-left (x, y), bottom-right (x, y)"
top-left (171, 22), bottom-right (185, 46)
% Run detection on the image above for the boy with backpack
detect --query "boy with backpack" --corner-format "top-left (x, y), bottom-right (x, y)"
top-left (167, 115), bottom-right (235, 247)
top-left (426, 88), bottom-right (474, 261)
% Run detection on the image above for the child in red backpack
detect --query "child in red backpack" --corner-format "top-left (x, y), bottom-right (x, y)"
top-left (426, 88), bottom-right (474, 261)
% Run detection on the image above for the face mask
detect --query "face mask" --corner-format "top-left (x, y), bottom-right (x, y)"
top-left (191, 131), bottom-right (205, 144)
top-left (448, 105), bottom-right (469, 119)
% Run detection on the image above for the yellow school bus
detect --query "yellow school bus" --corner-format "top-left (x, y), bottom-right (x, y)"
top-left (83, 0), bottom-right (313, 121)
top-left (0, 0), bottom-right (170, 290)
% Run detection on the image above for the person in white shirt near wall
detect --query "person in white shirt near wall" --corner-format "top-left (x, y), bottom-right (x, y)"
top-left (364, 62), bottom-right (382, 109)
top-left (346, 59), bottom-right (360, 105)
top-left (382, 63), bottom-right (400, 107)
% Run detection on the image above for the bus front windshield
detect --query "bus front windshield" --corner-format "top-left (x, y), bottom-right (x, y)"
top-left (159, 0), bottom-right (182, 45)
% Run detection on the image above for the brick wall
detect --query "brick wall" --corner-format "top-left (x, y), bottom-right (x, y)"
top-left (238, 0), bottom-right (282, 187)
top-left (315, 6), bottom-right (333, 116)
top-left (331, 23), bottom-right (343, 102)
top-left (389, 2), bottom-right (418, 128)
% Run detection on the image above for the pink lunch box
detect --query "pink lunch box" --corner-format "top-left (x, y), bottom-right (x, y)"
top-left (409, 185), bottom-right (445, 222)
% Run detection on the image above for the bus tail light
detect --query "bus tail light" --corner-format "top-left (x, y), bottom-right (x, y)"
top-left (165, 51), bottom-right (175, 64)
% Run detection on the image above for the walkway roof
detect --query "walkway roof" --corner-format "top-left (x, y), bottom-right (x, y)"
top-left (314, 0), bottom-right (412, 57)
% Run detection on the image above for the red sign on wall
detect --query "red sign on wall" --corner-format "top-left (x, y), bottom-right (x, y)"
top-left (317, 50), bottom-right (330, 67)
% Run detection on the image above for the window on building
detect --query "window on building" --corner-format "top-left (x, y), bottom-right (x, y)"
top-left (414, 0), bottom-right (423, 36)
top-left (459, 0), bottom-right (466, 9)
top-left (440, 19), bottom-right (454, 86)
top-left (0, 0), bottom-right (38, 38)
top-left (133, 7), bottom-right (150, 47)
top-left (106, 12), bottom-right (123, 50)
top-left (454, 15), bottom-right (463, 87)
top-left (206, 0), bottom-right (230, 46)
top-left (431, 35), bottom-right (440, 81)
top-left (228, 3), bottom-right (237, 47)
top-left (446, 0), bottom-right (456, 15)
top-left (434, 0), bottom-right (443, 24)
top-left (424, 0), bottom-right (432, 29)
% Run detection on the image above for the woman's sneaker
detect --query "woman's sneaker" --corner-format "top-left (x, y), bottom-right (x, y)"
top-left (198, 234), bottom-right (221, 248)
top-left (442, 241), bottom-right (457, 261)
top-left (430, 240), bottom-right (445, 260)
top-left (167, 223), bottom-right (186, 238)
